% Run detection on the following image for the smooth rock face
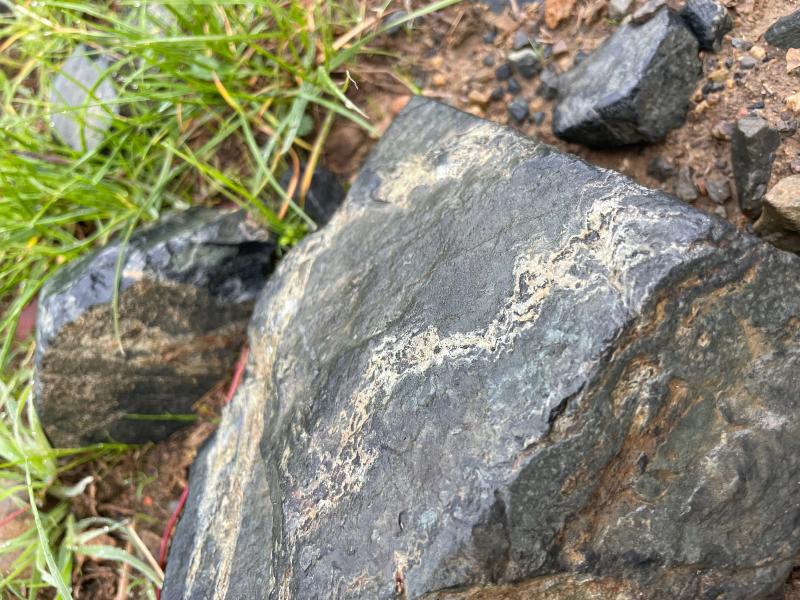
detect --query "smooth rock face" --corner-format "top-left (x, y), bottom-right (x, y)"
top-left (679, 0), bottom-right (732, 52)
top-left (553, 8), bottom-right (701, 147)
top-left (35, 208), bottom-right (273, 447)
top-left (731, 116), bottom-right (780, 218)
top-left (164, 98), bottom-right (800, 600)
top-left (50, 46), bottom-right (118, 152)
top-left (764, 9), bottom-right (800, 49)
top-left (754, 175), bottom-right (800, 251)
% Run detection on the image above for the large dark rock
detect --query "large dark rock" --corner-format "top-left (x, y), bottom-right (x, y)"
top-left (679, 0), bottom-right (732, 52)
top-left (764, 9), bottom-right (800, 49)
top-left (553, 8), bottom-right (701, 147)
top-left (164, 98), bottom-right (800, 600)
top-left (731, 116), bottom-right (780, 218)
top-left (35, 207), bottom-right (273, 447)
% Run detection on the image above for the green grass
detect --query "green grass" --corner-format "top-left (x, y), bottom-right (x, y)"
top-left (0, 0), bottom-right (458, 596)
top-left (0, 0), bottom-right (455, 373)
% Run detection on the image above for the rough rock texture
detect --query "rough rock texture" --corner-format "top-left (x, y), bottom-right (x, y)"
top-left (754, 175), bottom-right (800, 251)
top-left (164, 98), bottom-right (800, 600)
top-left (553, 8), bottom-right (701, 147)
top-left (731, 116), bottom-right (780, 218)
top-left (35, 208), bottom-right (273, 447)
top-left (679, 0), bottom-right (732, 52)
top-left (50, 46), bottom-right (118, 152)
top-left (764, 9), bottom-right (800, 49)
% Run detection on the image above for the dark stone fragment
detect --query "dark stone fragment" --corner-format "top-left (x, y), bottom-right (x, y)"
top-left (731, 37), bottom-right (753, 50)
top-left (490, 86), bottom-right (505, 102)
top-left (164, 97), bottom-right (800, 600)
top-left (507, 77), bottom-right (521, 94)
top-left (740, 56), bottom-right (757, 69)
top-left (495, 63), bottom-right (512, 81)
top-left (706, 174), bottom-right (732, 203)
top-left (553, 8), bottom-right (701, 147)
top-left (573, 49), bottom-right (589, 65)
top-left (679, 0), bottom-right (732, 52)
top-left (725, 56), bottom-right (734, 68)
top-left (507, 98), bottom-right (529, 122)
top-left (702, 82), bottom-right (724, 95)
top-left (35, 208), bottom-right (273, 447)
top-left (748, 100), bottom-right (765, 110)
top-left (537, 67), bottom-right (560, 100)
top-left (483, 54), bottom-right (496, 67)
top-left (532, 110), bottom-right (545, 125)
top-left (647, 156), bottom-right (675, 182)
top-left (507, 47), bottom-right (542, 79)
top-left (511, 30), bottom-right (530, 50)
top-left (674, 166), bottom-right (698, 202)
top-left (731, 116), bottom-right (780, 218)
top-left (764, 10), bottom-right (800, 49)
top-left (278, 164), bottom-right (345, 228)
top-left (483, 29), bottom-right (497, 44)
top-left (778, 118), bottom-right (798, 136)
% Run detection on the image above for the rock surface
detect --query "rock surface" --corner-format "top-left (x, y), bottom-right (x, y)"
top-left (754, 175), bottom-right (800, 251)
top-left (163, 98), bottom-right (800, 600)
top-left (731, 116), bottom-right (780, 217)
top-left (507, 48), bottom-right (541, 79)
top-left (679, 0), bottom-right (732, 52)
top-left (553, 8), bottom-right (701, 147)
top-left (764, 9), bottom-right (800, 49)
top-left (35, 208), bottom-right (273, 447)
top-left (608, 0), bottom-right (633, 19)
top-left (50, 46), bottom-right (118, 153)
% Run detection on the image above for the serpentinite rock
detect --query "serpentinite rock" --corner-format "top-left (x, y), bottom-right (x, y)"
top-left (35, 207), bottom-right (273, 447)
top-left (163, 98), bottom-right (800, 600)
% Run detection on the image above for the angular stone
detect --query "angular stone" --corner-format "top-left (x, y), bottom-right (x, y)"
top-left (164, 98), bottom-right (800, 600)
top-left (553, 8), bottom-right (701, 147)
top-left (673, 165), bottom-right (698, 202)
top-left (731, 116), bottom-right (780, 218)
top-left (507, 47), bottom-right (542, 79)
top-left (35, 208), bottom-right (273, 447)
top-left (537, 67), bottom-right (560, 100)
top-left (608, 0), bottom-right (633, 19)
top-left (754, 175), bottom-right (800, 251)
top-left (50, 46), bottom-right (118, 153)
top-left (679, 0), bottom-right (732, 52)
top-left (764, 10), bottom-right (800, 49)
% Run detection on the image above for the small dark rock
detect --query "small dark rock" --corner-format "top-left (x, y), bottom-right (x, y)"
top-left (483, 54), bottom-right (496, 67)
top-left (532, 111), bottom-right (546, 125)
top-left (647, 156), bottom-right (675, 182)
top-left (507, 98), bottom-right (530, 123)
top-left (507, 77), bottom-right (521, 94)
top-left (748, 100), bottom-right (766, 110)
top-left (280, 165), bottom-right (346, 227)
top-left (35, 208), bottom-right (274, 447)
top-left (706, 174), bottom-right (732, 204)
top-left (512, 30), bottom-right (531, 50)
top-left (537, 68), bottom-right (560, 100)
top-left (731, 116), bottom-right (781, 217)
top-left (495, 63), bottom-right (512, 81)
top-left (679, 0), bottom-right (732, 52)
top-left (490, 86), bottom-right (505, 102)
top-left (731, 37), bottom-right (753, 51)
top-left (778, 118), bottom-right (798, 136)
top-left (631, 0), bottom-right (666, 24)
top-left (764, 10), bottom-right (800, 49)
top-left (384, 11), bottom-right (410, 36)
top-left (674, 166), bottom-right (698, 202)
top-left (553, 8), bottom-right (701, 147)
top-left (740, 56), bottom-right (757, 69)
top-left (483, 29), bottom-right (497, 44)
top-left (711, 120), bottom-right (735, 140)
top-left (702, 82), bottom-right (725, 95)
top-left (725, 56), bottom-right (734, 68)
top-left (507, 48), bottom-right (542, 79)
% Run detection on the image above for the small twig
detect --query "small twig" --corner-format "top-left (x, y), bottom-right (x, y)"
top-left (278, 149), bottom-right (301, 220)
top-left (127, 523), bottom-right (164, 582)
top-left (114, 538), bottom-right (133, 600)
top-left (225, 345), bottom-right (250, 404)
top-left (0, 504), bottom-right (30, 529)
top-left (300, 110), bottom-right (335, 203)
